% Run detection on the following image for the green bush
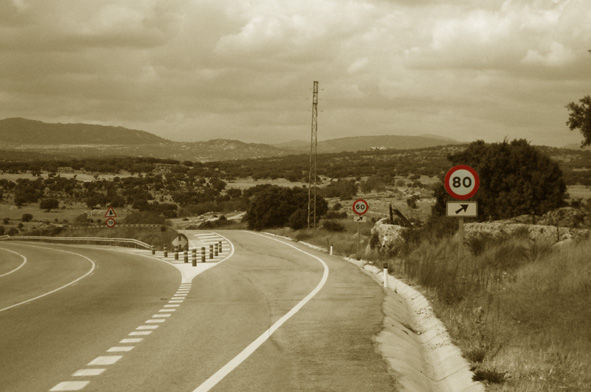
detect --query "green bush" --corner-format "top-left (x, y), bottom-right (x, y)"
top-left (322, 220), bottom-right (345, 232)
top-left (433, 139), bottom-right (566, 220)
top-left (21, 213), bottom-right (33, 222)
top-left (246, 186), bottom-right (327, 230)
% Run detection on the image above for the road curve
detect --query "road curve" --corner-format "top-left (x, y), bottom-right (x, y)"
top-left (83, 230), bottom-right (396, 392)
top-left (0, 242), bottom-right (180, 392)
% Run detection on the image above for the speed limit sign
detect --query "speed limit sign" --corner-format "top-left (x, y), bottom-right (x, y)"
top-left (444, 165), bottom-right (479, 200)
top-left (352, 199), bottom-right (369, 216)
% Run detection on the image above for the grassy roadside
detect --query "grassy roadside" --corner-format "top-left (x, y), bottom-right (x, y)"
top-left (267, 220), bottom-right (591, 391)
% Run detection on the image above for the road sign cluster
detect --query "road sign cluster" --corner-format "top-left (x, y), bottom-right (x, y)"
top-left (105, 207), bottom-right (117, 228)
top-left (444, 165), bottom-right (479, 218)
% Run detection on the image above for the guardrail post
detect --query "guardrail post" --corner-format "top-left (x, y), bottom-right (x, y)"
top-left (192, 249), bottom-right (197, 266)
top-left (201, 247), bottom-right (206, 263)
top-left (164, 247), bottom-right (168, 258)
top-left (174, 249), bottom-right (179, 261)
top-left (184, 250), bottom-right (188, 263)
top-left (151, 246), bottom-right (155, 255)
top-left (218, 240), bottom-right (223, 253)
top-left (209, 244), bottom-right (213, 260)
top-left (214, 243), bottom-right (219, 257)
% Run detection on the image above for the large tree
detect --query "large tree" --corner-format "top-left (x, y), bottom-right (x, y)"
top-left (433, 139), bottom-right (566, 220)
top-left (566, 95), bottom-right (591, 146)
top-left (246, 186), bottom-right (328, 230)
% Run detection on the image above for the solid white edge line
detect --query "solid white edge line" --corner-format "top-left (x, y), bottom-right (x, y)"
top-left (0, 246), bottom-right (28, 277)
top-left (0, 244), bottom-right (96, 313)
top-left (191, 231), bottom-right (329, 392)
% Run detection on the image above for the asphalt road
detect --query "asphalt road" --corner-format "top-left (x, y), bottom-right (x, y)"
top-left (0, 231), bottom-right (396, 391)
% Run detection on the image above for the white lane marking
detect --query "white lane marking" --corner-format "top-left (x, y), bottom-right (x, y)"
top-left (120, 338), bottom-right (143, 343)
top-left (164, 304), bottom-right (180, 308)
top-left (160, 309), bottom-right (176, 312)
top-left (0, 247), bottom-right (27, 277)
top-left (107, 346), bottom-right (134, 353)
top-left (174, 293), bottom-right (188, 296)
top-left (72, 368), bottom-right (105, 376)
top-left (153, 313), bottom-right (171, 318)
top-left (129, 331), bottom-right (152, 336)
top-left (169, 300), bottom-right (183, 303)
top-left (49, 381), bottom-right (90, 391)
top-left (87, 356), bottom-right (122, 366)
top-left (136, 325), bottom-right (158, 330)
top-left (146, 319), bottom-right (165, 324)
top-left (0, 245), bottom-right (96, 313)
top-left (191, 231), bottom-right (330, 392)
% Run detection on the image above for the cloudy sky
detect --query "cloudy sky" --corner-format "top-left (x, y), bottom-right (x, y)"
top-left (0, 0), bottom-right (590, 145)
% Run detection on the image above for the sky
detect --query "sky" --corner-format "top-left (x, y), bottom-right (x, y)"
top-left (0, 0), bottom-right (590, 146)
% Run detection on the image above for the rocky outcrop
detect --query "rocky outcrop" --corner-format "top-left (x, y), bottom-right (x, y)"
top-left (464, 222), bottom-right (590, 244)
top-left (371, 218), bottom-right (409, 255)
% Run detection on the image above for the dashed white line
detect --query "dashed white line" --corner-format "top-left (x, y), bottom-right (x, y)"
top-left (164, 304), bottom-right (180, 308)
top-left (169, 300), bottom-right (183, 303)
top-left (153, 313), bottom-right (171, 318)
top-left (160, 309), bottom-right (176, 312)
top-left (87, 356), bottom-right (122, 366)
top-left (107, 346), bottom-right (134, 353)
top-left (145, 319), bottom-right (165, 324)
top-left (120, 338), bottom-right (143, 343)
top-left (129, 331), bottom-right (152, 336)
top-left (49, 381), bottom-right (90, 391)
top-left (72, 368), bottom-right (105, 377)
top-left (136, 325), bottom-right (159, 330)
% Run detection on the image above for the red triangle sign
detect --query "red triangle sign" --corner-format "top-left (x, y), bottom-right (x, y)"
top-left (105, 206), bottom-right (117, 218)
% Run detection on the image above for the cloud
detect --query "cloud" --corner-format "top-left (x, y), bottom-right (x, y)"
top-left (0, 0), bottom-right (589, 146)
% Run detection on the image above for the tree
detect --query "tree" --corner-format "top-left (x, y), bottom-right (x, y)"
top-left (566, 95), bottom-right (591, 146)
top-left (40, 198), bottom-right (59, 212)
top-left (433, 140), bottom-right (566, 220)
top-left (246, 186), bottom-right (328, 230)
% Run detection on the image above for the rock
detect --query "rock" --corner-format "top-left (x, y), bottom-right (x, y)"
top-left (464, 222), bottom-right (590, 244)
top-left (371, 218), bottom-right (409, 255)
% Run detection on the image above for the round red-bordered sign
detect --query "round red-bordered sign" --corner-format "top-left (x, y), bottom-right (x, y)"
top-left (444, 165), bottom-right (480, 200)
top-left (352, 199), bottom-right (369, 216)
top-left (105, 217), bottom-right (117, 228)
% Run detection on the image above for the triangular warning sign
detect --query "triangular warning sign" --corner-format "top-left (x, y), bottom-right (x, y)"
top-left (104, 206), bottom-right (117, 218)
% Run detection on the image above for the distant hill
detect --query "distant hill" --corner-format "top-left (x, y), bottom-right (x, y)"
top-left (0, 118), bottom-right (459, 162)
top-left (278, 134), bottom-right (459, 153)
top-left (0, 118), bottom-right (168, 145)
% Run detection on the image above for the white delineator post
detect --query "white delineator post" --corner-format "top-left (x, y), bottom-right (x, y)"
top-left (329, 245), bottom-right (333, 255)
top-left (383, 262), bottom-right (388, 289)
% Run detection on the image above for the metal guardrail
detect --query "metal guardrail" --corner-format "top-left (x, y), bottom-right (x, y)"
top-left (3, 235), bottom-right (152, 249)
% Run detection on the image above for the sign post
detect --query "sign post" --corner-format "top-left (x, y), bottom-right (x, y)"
top-left (104, 206), bottom-right (117, 228)
top-left (444, 165), bottom-right (480, 259)
top-left (352, 199), bottom-right (369, 256)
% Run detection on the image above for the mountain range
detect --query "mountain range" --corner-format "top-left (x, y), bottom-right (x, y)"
top-left (0, 117), bottom-right (460, 161)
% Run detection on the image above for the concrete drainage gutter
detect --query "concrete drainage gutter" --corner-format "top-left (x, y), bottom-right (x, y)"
top-left (288, 238), bottom-right (484, 392)
top-left (347, 259), bottom-right (484, 392)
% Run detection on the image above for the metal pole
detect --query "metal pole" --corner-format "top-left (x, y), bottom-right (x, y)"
top-left (458, 217), bottom-right (464, 259)
top-left (356, 220), bottom-right (360, 256)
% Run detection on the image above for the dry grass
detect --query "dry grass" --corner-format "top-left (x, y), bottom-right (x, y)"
top-left (392, 237), bottom-right (591, 391)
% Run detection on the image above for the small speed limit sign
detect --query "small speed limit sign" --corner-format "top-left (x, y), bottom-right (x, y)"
top-left (352, 199), bottom-right (369, 216)
top-left (444, 165), bottom-right (480, 200)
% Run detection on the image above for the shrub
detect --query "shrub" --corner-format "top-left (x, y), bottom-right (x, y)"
top-left (124, 211), bottom-right (165, 225)
top-left (325, 210), bottom-right (347, 219)
top-left (288, 208), bottom-right (308, 230)
top-left (0, 225), bottom-right (4, 235)
top-left (40, 198), bottom-right (59, 211)
top-left (246, 186), bottom-right (327, 230)
top-left (21, 213), bottom-right (33, 222)
top-left (322, 220), bottom-right (345, 232)
top-left (433, 139), bottom-right (566, 220)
